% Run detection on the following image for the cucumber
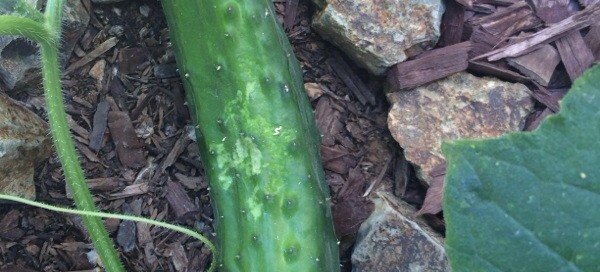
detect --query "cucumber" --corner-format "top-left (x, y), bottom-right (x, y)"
top-left (160, 1), bottom-right (340, 271)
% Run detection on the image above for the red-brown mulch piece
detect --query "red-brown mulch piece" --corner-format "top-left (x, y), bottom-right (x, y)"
top-left (481, 3), bottom-right (600, 61)
top-left (0, 209), bottom-right (23, 241)
top-left (386, 41), bottom-right (471, 92)
top-left (321, 145), bottom-right (354, 175)
top-left (331, 167), bottom-right (375, 239)
top-left (535, 0), bottom-right (596, 81)
top-left (555, 30), bottom-right (596, 81)
top-left (525, 108), bottom-right (554, 131)
top-left (65, 37), bottom-right (118, 75)
top-left (529, 83), bottom-right (561, 112)
top-left (165, 179), bottom-right (198, 221)
top-left (156, 133), bottom-right (192, 176)
top-left (417, 164), bottom-right (446, 215)
top-left (130, 87), bottom-right (160, 120)
top-left (468, 1), bottom-right (541, 58)
top-left (437, 0), bottom-right (465, 47)
top-left (468, 60), bottom-right (529, 82)
top-left (584, 24), bottom-right (600, 60)
top-left (118, 47), bottom-right (148, 75)
top-left (506, 44), bottom-right (561, 86)
top-left (326, 51), bottom-right (377, 105)
top-left (314, 96), bottom-right (344, 147)
top-left (107, 111), bottom-right (145, 168)
top-left (284, 0), bottom-right (300, 31)
top-left (89, 101), bottom-right (111, 151)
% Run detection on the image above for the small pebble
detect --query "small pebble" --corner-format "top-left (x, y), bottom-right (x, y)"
top-left (140, 5), bottom-right (151, 17)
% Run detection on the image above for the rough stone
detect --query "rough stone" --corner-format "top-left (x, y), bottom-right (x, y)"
top-left (0, 94), bottom-right (53, 199)
top-left (387, 72), bottom-right (533, 185)
top-left (312, 0), bottom-right (444, 75)
top-left (352, 190), bottom-right (449, 272)
top-left (0, 0), bottom-right (42, 90)
top-left (0, 0), bottom-right (88, 90)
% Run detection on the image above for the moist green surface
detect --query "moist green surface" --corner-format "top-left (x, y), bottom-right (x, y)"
top-left (161, 1), bottom-right (339, 271)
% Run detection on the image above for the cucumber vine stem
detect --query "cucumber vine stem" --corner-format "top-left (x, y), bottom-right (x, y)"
top-left (0, 0), bottom-right (125, 270)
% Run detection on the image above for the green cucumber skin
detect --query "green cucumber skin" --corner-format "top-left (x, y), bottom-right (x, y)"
top-left (160, 1), bottom-right (340, 271)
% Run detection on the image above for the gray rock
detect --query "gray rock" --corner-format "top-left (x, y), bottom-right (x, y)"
top-left (0, 94), bottom-right (52, 199)
top-left (352, 191), bottom-right (449, 272)
top-left (0, 0), bottom-right (89, 90)
top-left (0, 38), bottom-right (39, 90)
top-left (312, 0), bottom-right (444, 75)
top-left (387, 72), bottom-right (533, 185)
top-left (0, 0), bottom-right (41, 90)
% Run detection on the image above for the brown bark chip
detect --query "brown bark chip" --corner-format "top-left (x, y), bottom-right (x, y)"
top-left (386, 41), bottom-right (471, 91)
top-left (165, 179), bottom-right (198, 221)
top-left (506, 44), bottom-right (561, 86)
top-left (584, 24), bottom-right (600, 60)
top-left (89, 101), bottom-right (111, 151)
top-left (107, 111), bottom-right (145, 168)
top-left (481, 3), bottom-right (600, 61)
top-left (327, 51), bottom-right (376, 105)
top-left (555, 30), bottom-right (596, 81)
top-left (437, 0), bottom-right (465, 47)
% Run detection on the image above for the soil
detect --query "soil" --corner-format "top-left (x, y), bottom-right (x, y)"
top-left (0, 1), bottom-right (432, 271)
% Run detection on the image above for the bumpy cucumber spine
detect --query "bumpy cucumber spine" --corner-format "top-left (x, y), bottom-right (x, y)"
top-left (160, 1), bottom-right (339, 271)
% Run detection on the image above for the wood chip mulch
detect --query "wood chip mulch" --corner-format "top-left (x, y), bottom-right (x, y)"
top-left (1, 0), bottom-right (598, 271)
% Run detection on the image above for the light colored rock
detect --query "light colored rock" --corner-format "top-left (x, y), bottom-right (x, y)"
top-left (312, 0), bottom-right (444, 75)
top-left (139, 4), bottom-right (150, 17)
top-left (352, 191), bottom-right (449, 272)
top-left (387, 72), bottom-right (533, 185)
top-left (0, 0), bottom-right (89, 90)
top-left (0, 94), bottom-right (52, 199)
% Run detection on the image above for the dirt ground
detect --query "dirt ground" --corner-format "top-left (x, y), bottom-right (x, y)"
top-left (0, 1), bottom-right (435, 271)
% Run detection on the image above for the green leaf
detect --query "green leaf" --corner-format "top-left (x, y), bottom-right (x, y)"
top-left (443, 64), bottom-right (600, 271)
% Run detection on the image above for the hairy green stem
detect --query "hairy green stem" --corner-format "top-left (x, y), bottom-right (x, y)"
top-left (0, 0), bottom-right (124, 271)
top-left (0, 193), bottom-right (217, 272)
top-left (43, 0), bottom-right (62, 36)
top-left (40, 42), bottom-right (125, 272)
top-left (41, 1), bottom-right (124, 270)
top-left (0, 15), bottom-right (49, 44)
